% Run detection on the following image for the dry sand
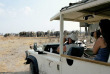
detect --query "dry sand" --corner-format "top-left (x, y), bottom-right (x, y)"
top-left (0, 36), bottom-right (59, 74)
top-left (0, 35), bottom-right (94, 74)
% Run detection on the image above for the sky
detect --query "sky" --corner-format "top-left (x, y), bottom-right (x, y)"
top-left (0, 0), bottom-right (84, 34)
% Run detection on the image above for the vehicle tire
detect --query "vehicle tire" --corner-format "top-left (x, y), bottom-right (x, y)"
top-left (30, 62), bottom-right (38, 74)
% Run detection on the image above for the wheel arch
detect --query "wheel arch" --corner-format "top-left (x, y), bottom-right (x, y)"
top-left (26, 55), bottom-right (39, 74)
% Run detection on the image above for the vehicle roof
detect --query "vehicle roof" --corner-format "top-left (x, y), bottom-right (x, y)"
top-left (50, 0), bottom-right (110, 24)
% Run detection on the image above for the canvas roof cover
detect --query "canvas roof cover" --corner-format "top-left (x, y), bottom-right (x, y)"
top-left (50, 0), bottom-right (110, 24)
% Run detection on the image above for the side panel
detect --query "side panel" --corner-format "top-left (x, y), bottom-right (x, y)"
top-left (61, 57), bottom-right (110, 74)
top-left (30, 51), bottom-right (60, 74)
top-left (108, 54), bottom-right (110, 62)
top-left (38, 58), bottom-right (60, 74)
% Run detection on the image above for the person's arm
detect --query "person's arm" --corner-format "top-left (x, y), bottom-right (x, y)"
top-left (93, 38), bottom-right (101, 54)
top-left (63, 37), bottom-right (67, 43)
top-left (57, 45), bottom-right (66, 53)
top-left (57, 46), bottom-right (60, 53)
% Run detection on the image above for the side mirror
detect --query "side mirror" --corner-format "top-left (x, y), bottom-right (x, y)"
top-left (33, 43), bottom-right (37, 52)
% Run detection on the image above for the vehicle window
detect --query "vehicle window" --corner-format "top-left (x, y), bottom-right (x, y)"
top-left (44, 45), bottom-right (59, 54)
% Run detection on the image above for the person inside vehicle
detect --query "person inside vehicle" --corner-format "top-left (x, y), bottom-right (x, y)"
top-left (57, 33), bottom-right (78, 54)
top-left (91, 30), bottom-right (101, 40)
top-left (93, 19), bottom-right (110, 62)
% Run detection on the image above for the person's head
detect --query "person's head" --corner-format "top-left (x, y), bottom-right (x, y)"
top-left (99, 19), bottom-right (110, 49)
top-left (91, 30), bottom-right (101, 39)
top-left (68, 38), bottom-right (73, 44)
top-left (99, 19), bottom-right (110, 33)
top-left (67, 33), bottom-right (78, 44)
top-left (94, 30), bottom-right (101, 39)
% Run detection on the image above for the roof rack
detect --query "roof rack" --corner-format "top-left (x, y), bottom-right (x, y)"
top-left (60, 0), bottom-right (96, 12)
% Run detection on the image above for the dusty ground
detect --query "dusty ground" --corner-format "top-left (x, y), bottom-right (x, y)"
top-left (0, 36), bottom-right (59, 74)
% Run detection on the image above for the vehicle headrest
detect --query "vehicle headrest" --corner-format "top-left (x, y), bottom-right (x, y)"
top-left (67, 47), bottom-right (84, 57)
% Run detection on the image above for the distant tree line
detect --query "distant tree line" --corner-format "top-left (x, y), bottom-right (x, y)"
top-left (19, 31), bottom-right (60, 37)
top-left (4, 33), bottom-right (19, 37)
top-left (3, 30), bottom-right (80, 37)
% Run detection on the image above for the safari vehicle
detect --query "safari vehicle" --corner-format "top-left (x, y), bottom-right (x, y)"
top-left (25, 0), bottom-right (110, 74)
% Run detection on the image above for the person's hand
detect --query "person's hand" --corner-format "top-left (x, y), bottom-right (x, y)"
top-left (63, 37), bottom-right (66, 43)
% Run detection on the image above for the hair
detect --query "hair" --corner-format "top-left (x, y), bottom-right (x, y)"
top-left (71, 40), bottom-right (75, 44)
top-left (67, 38), bottom-right (75, 44)
top-left (99, 19), bottom-right (110, 49)
top-left (91, 30), bottom-right (101, 39)
top-left (91, 32), bottom-right (94, 37)
top-left (96, 30), bottom-right (101, 38)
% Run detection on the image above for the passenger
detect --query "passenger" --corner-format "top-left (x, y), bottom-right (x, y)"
top-left (93, 30), bottom-right (101, 40)
top-left (57, 33), bottom-right (78, 54)
top-left (91, 30), bottom-right (101, 40)
top-left (93, 19), bottom-right (110, 62)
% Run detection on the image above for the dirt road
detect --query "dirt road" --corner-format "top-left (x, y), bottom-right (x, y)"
top-left (0, 36), bottom-right (59, 74)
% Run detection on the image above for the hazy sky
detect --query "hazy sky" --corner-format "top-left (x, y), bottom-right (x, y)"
top-left (0, 0), bottom-right (83, 34)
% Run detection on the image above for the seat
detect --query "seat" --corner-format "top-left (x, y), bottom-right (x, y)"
top-left (67, 47), bottom-right (84, 57)
top-left (66, 47), bottom-right (84, 66)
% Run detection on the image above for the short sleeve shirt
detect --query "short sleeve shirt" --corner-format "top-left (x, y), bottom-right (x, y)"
top-left (64, 44), bottom-right (78, 54)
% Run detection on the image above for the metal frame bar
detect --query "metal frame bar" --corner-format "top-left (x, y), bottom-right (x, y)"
top-left (60, 13), bottom-right (64, 55)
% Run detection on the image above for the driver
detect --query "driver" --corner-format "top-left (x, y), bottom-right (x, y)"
top-left (57, 33), bottom-right (78, 54)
